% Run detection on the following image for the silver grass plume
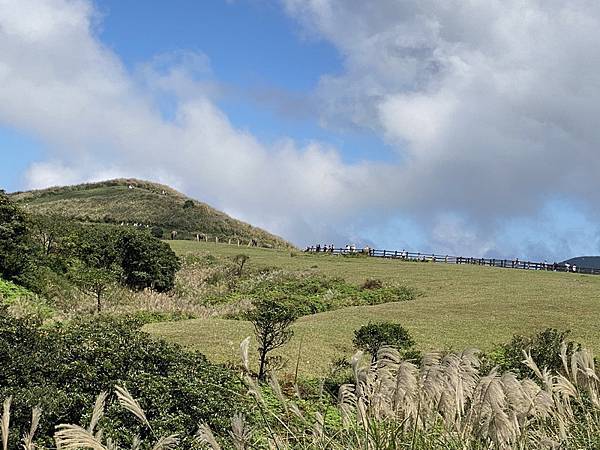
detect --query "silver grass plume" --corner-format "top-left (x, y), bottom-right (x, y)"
top-left (131, 435), bottom-right (141, 450)
top-left (229, 413), bottom-right (251, 450)
top-left (312, 412), bottom-right (324, 443)
top-left (196, 423), bottom-right (221, 450)
top-left (21, 406), bottom-right (42, 450)
top-left (268, 372), bottom-right (288, 414)
top-left (88, 392), bottom-right (107, 435)
top-left (240, 336), bottom-right (251, 373)
top-left (54, 424), bottom-right (107, 450)
top-left (1, 397), bottom-right (11, 450)
top-left (151, 434), bottom-right (179, 450)
top-left (115, 386), bottom-right (150, 429)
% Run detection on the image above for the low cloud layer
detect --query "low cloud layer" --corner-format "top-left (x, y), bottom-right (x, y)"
top-left (1, 0), bottom-right (600, 259)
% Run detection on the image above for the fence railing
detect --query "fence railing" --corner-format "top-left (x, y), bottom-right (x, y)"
top-left (305, 246), bottom-right (599, 275)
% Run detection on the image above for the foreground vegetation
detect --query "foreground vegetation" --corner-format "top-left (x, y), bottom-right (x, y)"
top-left (2, 315), bottom-right (600, 449)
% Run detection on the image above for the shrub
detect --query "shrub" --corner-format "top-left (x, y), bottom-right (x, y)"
top-left (0, 315), bottom-right (245, 449)
top-left (361, 278), bottom-right (383, 290)
top-left (485, 328), bottom-right (578, 378)
top-left (0, 191), bottom-right (36, 284)
top-left (353, 322), bottom-right (415, 362)
top-left (231, 273), bottom-right (417, 317)
top-left (0, 278), bottom-right (34, 302)
top-left (118, 229), bottom-right (181, 292)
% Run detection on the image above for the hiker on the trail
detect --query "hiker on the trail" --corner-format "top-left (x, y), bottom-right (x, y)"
top-left (565, 263), bottom-right (570, 272)
top-left (170, 230), bottom-right (177, 240)
top-left (572, 264), bottom-right (577, 273)
top-left (316, 244), bottom-right (321, 252)
top-left (350, 244), bottom-right (356, 253)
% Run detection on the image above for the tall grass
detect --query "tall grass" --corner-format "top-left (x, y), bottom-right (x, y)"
top-left (3, 341), bottom-right (600, 448)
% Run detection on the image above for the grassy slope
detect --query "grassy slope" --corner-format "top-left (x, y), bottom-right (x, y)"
top-left (11, 179), bottom-right (293, 248)
top-left (145, 241), bottom-right (600, 378)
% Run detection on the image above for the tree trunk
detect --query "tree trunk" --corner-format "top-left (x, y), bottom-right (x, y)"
top-left (97, 291), bottom-right (102, 313)
top-left (258, 349), bottom-right (267, 381)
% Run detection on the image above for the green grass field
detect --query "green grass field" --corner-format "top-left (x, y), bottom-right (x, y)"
top-left (145, 240), bottom-right (600, 378)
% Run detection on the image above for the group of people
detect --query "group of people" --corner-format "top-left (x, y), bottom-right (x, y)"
top-left (307, 244), bottom-right (336, 253)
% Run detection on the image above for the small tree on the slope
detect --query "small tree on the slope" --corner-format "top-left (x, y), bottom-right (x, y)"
top-left (353, 322), bottom-right (415, 362)
top-left (246, 298), bottom-right (298, 381)
top-left (68, 226), bottom-right (122, 313)
top-left (70, 262), bottom-right (120, 313)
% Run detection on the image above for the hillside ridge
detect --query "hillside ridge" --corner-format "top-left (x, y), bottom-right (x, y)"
top-left (561, 256), bottom-right (600, 270)
top-left (10, 178), bottom-right (294, 248)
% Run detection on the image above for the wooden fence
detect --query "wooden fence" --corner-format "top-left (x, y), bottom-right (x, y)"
top-left (305, 246), bottom-right (600, 275)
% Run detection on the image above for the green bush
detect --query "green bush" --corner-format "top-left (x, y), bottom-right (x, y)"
top-left (353, 322), bottom-right (415, 361)
top-left (0, 191), bottom-right (36, 285)
top-left (484, 328), bottom-right (578, 378)
top-left (118, 229), bottom-right (180, 292)
top-left (0, 315), bottom-right (246, 449)
top-left (226, 274), bottom-right (418, 317)
top-left (361, 278), bottom-right (383, 290)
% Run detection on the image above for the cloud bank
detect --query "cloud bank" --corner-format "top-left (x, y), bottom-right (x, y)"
top-left (1, 0), bottom-right (600, 258)
top-left (283, 0), bottom-right (600, 256)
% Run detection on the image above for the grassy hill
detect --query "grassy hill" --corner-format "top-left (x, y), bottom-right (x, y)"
top-left (562, 256), bottom-right (600, 269)
top-left (145, 240), bottom-right (600, 378)
top-left (10, 179), bottom-right (293, 248)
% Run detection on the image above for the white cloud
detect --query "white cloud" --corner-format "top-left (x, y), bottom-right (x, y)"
top-left (283, 0), bottom-right (600, 256)
top-left (2, 0), bottom-right (600, 258)
top-left (0, 0), bottom-right (388, 246)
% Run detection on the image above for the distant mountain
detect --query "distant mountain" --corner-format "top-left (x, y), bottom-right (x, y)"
top-left (10, 178), bottom-right (294, 249)
top-left (560, 256), bottom-right (600, 269)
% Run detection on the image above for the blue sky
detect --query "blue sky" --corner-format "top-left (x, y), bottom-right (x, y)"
top-left (1, 0), bottom-right (394, 192)
top-left (96, 0), bottom-right (395, 163)
top-left (2, 0), bottom-right (600, 260)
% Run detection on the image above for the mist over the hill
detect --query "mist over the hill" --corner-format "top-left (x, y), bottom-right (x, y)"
top-left (2, 0), bottom-right (600, 260)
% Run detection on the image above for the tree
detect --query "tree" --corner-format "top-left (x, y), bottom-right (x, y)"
top-left (118, 229), bottom-right (180, 292)
top-left (68, 225), bottom-right (122, 312)
top-left (0, 191), bottom-right (35, 284)
top-left (70, 262), bottom-right (120, 313)
top-left (353, 322), bottom-right (415, 362)
top-left (245, 298), bottom-right (298, 381)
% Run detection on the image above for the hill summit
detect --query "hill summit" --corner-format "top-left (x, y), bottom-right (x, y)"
top-left (10, 178), bottom-right (293, 248)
